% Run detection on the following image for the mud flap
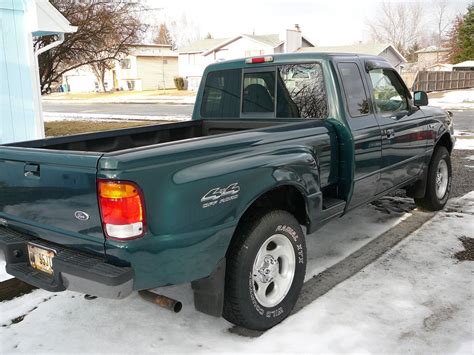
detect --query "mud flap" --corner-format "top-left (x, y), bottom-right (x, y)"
top-left (191, 258), bottom-right (225, 317)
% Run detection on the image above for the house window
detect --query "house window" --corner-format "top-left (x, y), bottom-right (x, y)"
top-left (120, 59), bottom-right (131, 69)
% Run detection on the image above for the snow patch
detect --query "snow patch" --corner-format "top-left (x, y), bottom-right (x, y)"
top-left (430, 89), bottom-right (474, 109)
top-left (0, 194), bottom-right (472, 353)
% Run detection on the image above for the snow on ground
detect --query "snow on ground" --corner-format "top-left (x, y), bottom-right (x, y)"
top-left (0, 254), bottom-right (10, 282)
top-left (455, 136), bottom-right (474, 150)
top-left (430, 89), bottom-right (474, 110)
top-left (1, 193), bottom-right (473, 353)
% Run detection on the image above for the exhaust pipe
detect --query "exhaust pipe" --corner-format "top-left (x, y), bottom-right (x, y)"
top-left (138, 290), bottom-right (182, 313)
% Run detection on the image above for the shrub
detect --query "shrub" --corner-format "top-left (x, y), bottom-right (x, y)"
top-left (173, 76), bottom-right (185, 90)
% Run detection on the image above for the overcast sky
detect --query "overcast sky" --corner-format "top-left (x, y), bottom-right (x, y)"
top-left (148, 0), bottom-right (471, 46)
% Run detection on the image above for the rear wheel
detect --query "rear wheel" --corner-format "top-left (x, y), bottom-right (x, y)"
top-left (223, 210), bottom-right (306, 330)
top-left (415, 146), bottom-right (452, 211)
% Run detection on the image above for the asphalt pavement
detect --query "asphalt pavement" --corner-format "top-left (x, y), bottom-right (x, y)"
top-left (42, 102), bottom-right (472, 130)
top-left (451, 109), bottom-right (473, 132)
top-left (42, 102), bottom-right (194, 118)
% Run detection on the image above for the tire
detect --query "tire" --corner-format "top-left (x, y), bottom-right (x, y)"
top-left (415, 146), bottom-right (452, 211)
top-left (223, 210), bottom-right (306, 330)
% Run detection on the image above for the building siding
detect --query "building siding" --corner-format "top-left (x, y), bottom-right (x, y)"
top-left (136, 56), bottom-right (178, 90)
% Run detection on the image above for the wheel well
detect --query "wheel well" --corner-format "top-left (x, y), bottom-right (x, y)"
top-left (436, 133), bottom-right (453, 153)
top-left (226, 186), bottom-right (308, 257)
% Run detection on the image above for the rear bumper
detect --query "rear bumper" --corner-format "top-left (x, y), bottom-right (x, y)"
top-left (0, 226), bottom-right (133, 299)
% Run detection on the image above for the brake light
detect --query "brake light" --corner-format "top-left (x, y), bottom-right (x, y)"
top-left (98, 179), bottom-right (146, 240)
top-left (245, 56), bottom-right (274, 64)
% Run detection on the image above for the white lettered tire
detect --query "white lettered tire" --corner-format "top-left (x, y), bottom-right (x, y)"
top-left (223, 210), bottom-right (307, 330)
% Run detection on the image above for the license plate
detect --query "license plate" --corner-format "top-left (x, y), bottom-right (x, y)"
top-left (27, 244), bottom-right (56, 275)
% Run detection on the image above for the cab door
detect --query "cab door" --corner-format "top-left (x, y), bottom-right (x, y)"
top-left (336, 60), bottom-right (382, 209)
top-left (366, 67), bottom-right (426, 193)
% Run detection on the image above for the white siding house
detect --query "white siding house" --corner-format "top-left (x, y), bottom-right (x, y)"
top-left (298, 43), bottom-right (407, 71)
top-left (0, 0), bottom-right (75, 143)
top-left (178, 27), bottom-right (314, 90)
top-left (63, 44), bottom-right (179, 92)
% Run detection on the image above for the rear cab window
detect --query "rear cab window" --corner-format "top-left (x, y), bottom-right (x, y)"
top-left (201, 62), bottom-right (328, 119)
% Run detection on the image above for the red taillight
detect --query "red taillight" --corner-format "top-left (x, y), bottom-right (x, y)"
top-left (98, 179), bottom-right (146, 240)
top-left (245, 56), bottom-right (274, 64)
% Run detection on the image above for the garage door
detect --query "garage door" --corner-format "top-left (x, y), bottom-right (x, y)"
top-left (137, 57), bottom-right (178, 90)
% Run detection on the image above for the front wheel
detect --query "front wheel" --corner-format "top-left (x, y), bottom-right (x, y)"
top-left (223, 210), bottom-right (306, 330)
top-left (415, 146), bottom-right (452, 211)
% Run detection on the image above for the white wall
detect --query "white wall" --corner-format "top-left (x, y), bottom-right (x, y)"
top-left (63, 66), bottom-right (114, 92)
top-left (179, 37), bottom-right (274, 91)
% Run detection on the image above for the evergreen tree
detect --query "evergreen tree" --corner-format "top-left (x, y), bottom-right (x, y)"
top-left (454, 3), bottom-right (474, 63)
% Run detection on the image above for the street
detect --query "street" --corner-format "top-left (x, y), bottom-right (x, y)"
top-left (42, 102), bottom-right (472, 131)
top-left (42, 102), bottom-right (194, 119)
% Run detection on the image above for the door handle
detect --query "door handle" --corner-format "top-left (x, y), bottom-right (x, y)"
top-left (24, 163), bottom-right (40, 178)
top-left (384, 129), bottom-right (395, 139)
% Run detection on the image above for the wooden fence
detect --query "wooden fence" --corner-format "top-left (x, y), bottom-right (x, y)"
top-left (411, 71), bottom-right (474, 92)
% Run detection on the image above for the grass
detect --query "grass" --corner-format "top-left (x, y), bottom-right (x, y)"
top-left (45, 120), bottom-right (162, 137)
top-left (44, 89), bottom-right (196, 100)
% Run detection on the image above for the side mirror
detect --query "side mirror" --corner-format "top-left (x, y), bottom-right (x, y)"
top-left (413, 91), bottom-right (428, 106)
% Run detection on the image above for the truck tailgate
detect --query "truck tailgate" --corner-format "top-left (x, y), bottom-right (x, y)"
top-left (0, 147), bottom-right (105, 255)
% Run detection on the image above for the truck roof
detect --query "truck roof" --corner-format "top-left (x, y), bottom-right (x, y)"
top-left (205, 52), bottom-right (389, 71)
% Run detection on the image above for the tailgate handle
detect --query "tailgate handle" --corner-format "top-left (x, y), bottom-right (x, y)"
top-left (24, 163), bottom-right (40, 178)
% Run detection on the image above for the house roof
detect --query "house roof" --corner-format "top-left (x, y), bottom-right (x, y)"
top-left (178, 38), bottom-right (230, 54)
top-left (178, 34), bottom-right (285, 55)
top-left (298, 43), bottom-right (407, 63)
top-left (31, 0), bottom-right (77, 36)
top-left (415, 46), bottom-right (450, 54)
top-left (243, 34), bottom-right (284, 48)
top-left (453, 60), bottom-right (474, 68)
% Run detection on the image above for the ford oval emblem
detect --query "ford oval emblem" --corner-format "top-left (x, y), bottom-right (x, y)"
top-left (74, 211), bottom-right (90, 221)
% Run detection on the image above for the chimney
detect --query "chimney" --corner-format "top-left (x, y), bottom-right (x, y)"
top-left (285, 25), bottom-right (302, 53)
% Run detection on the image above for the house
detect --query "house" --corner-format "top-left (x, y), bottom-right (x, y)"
top-left (63, 44), bottom-right (179, 92)
top-left (415, 46), bottom-right (450, 68)
top-left (452, 61), bottom-right (474, 71)
top-left (178, 26), bottom-right (315, 90)
top-left (115, 44), bottom-right (178, 91)
top-left (0, 0), bottom-right (76, 144)
top-left (298, 43), bottom-right (407, 71)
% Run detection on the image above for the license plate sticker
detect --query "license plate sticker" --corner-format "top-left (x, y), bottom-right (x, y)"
top-left (27, 244), bottom-right (56, 275)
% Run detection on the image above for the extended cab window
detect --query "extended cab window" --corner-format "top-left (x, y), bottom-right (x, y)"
top-left (201, 69), bottom-right (241, 118)
top-left (338, 62), bottom-right (369, 117)
top-left (368, 69), bottom-right (408, 115)
top-left (277, 63), bottom-right (328, 118)
top-left (242, 71), bottom-right (276, 113)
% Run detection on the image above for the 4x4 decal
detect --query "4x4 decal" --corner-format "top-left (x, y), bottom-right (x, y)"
top-left (201, 183), bottom-right (240, 208)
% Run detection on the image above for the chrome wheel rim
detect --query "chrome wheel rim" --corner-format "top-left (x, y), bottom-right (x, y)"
top-left (435, 159), bottom-right (449, 200)
top-left (252, 234), bottom-right (295, 308)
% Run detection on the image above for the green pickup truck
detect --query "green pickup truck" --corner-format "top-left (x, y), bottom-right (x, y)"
top-left (0, 53), bottom-right (454, 330)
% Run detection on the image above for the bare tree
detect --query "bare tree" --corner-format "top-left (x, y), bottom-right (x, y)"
top-left (366, 1), bottom-right (425, 56)
top-left (434, 0), bottom-right (452, 62)
top-left (35, 0), bottom-right (146, 93)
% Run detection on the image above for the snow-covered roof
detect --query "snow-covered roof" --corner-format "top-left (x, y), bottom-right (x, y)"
top-left (453, 60), bottom-right (474, 68)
